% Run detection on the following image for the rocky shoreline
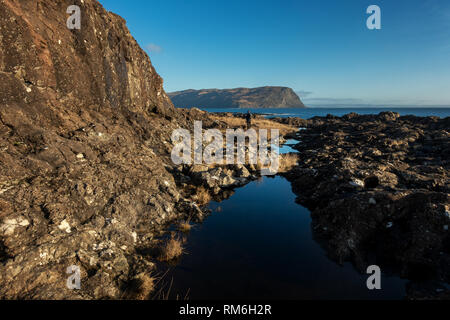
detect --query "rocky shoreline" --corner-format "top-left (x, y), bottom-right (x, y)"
top-left (0, 0), bottom-right (448, 300)
top-left (0, 0), bottom-right (293, 299)
top-left (0, 0), bottom-right (254, 299)
top-left (279, 112), bottom-right (449, 299)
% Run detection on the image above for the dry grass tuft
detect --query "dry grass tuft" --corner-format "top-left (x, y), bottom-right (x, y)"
top-left (194, 186), bottom-right (211, 205)
top-left (125, 273), bottom-right (155, 300)
top-left (159, 236), bottom-right (184, 261)
top-left (213, 116), bottom-right (245, 127)
top-left (278, 153), bottom-right (299, 173)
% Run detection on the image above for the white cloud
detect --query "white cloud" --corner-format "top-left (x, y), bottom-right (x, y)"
top-left (145, 43), bottom-right (162, 53)
top-left (303, 97), bottom-right (365, 104)
top-left (295, 90), bottom-right (313, 98)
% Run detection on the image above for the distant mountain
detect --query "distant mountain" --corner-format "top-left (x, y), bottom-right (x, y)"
top-left (168, 86), bottom-right (306, 109)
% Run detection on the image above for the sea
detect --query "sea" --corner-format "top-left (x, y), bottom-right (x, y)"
top-left (190, 106), bottom-right (450, 119)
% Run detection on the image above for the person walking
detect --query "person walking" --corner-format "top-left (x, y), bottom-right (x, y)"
top-left (245, 110), bottom-right (252, 130)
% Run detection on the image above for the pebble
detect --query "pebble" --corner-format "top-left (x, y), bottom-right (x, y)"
top-left (349, 179), bottom-right (364, 187)
top-left (58, 219), bottom-right (71, 233)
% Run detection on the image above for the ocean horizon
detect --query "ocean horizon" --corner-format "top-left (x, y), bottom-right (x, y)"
top-left (185, 106), bottom-right (450, 119)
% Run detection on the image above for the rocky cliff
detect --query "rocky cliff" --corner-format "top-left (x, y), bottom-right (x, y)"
top-left (168, 86), bottom-right (306, 109)
top-left (0, 0), bottom-right (202, 299)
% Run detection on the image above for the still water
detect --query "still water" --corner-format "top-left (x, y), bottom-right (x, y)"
top-left (167, 175), bottom-right (408, 300)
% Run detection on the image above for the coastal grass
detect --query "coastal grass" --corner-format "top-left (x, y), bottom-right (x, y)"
top-left (133, 273), bottom-right (155, 300)
top-left (194, 186), bottom-right (211, 205)
top-left (123, 273), bottom-right (155, 300)
top-left (158, 236), bottom-right (184, 262)
top-left (278, 153), bottom-right (299, 173)
top-left (211, 115), bottom-right (297, 136)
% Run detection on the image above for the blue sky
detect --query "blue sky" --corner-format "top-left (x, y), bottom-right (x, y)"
top-left (99, 0), bottom-right (450, 106)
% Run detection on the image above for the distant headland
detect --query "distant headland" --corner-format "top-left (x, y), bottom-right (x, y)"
top-left (168, 86), bottom-right (306, 109)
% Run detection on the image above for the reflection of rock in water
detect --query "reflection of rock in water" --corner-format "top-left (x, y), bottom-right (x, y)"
top-left (406, 281), bottom-right (450, 300)
top-left (214, 190), bottom-right (236, 202)
top-left (307, 195), bottom-right (450, 299)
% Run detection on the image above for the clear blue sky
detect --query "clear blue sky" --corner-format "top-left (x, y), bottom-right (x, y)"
top-left (99, 0), bottom-right (450, 106)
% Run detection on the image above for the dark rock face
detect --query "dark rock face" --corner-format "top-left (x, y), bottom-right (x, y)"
top-left (271, 116), bottom-right (309, 128)
top-left (0, 0), bottom-right (175, 124)
top-left (0, 0), bottom-right (199, 299)
top-left (283, 112), bottom-right (450, 298)
top-left (168, 87), bottom-right (306, 109)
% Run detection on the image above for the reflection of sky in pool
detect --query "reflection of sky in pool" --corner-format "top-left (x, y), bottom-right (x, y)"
top-left (279, 139), bottom-right (299, 154)
top-left (167, 176), bottom-right (408, 300)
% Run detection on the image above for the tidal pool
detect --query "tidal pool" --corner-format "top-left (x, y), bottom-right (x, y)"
top-left (166, 175), bottom-right (408, 300)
